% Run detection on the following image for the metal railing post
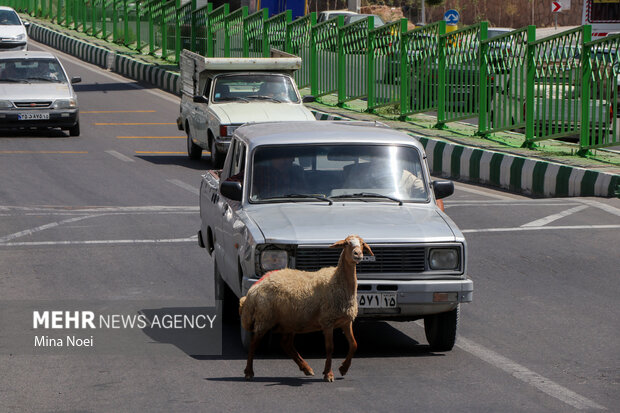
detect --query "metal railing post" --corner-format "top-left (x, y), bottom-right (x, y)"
top-left (366, 16), bottom-right (375, 112)
top-left (435, 23), bottom-right (447, 128)
top-left (337, 15), bottom-right (345, 106)
top-left (524, 25), bottom-right (536, 144)
top-left (175, 0), bottom-right (181, 61)
top-left (579, 25), bottom-right (593, 155)
top-left (262, 8), bottom-right (269, 57)
top-left (310, 16), bottom-right (318, 97)
top-left (399, 18), bottom-right (410, 119)
top-left (477, 21), bottom-right (489, 136)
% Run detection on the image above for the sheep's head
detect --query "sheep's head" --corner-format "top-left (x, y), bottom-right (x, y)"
top-left (329, 235), bottom-right (374, 265)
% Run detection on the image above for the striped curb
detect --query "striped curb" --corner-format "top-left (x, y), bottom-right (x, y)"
top-left (27, 22), bottom-right (180, 96)
top-left (309, 109), bottom-right (619, 197)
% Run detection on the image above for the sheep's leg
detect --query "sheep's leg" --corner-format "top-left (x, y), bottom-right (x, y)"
top-left (339, 322), bottom-right (357, 376)
top-left (244, 331), bottom-right (264, 380)
top-left (280, 333), bottom-right (314, 376)
top-left (322, 328), bottom-right (335, 382)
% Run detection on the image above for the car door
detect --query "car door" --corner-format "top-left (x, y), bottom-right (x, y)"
top-left (193, 77), bottom-right (211, 147)
top-left (216, 138), bottom-right (247, 289)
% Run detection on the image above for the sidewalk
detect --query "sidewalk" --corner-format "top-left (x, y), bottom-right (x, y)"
top-left (22, 16), bottom-right (620, 198)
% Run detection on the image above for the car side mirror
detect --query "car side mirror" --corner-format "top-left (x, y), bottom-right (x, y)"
top-left (23, 21), bottom-right (30, 27)
top-left (220, 180), bottom-right (242, 201)
top-left (193, 95), bottom-right (208, 104)
top-left (302, 95), bottom-right (316, 103)
top-left (71, 76), bottom-right (82, 84)
top-left (432, 180), bottom-right (454, 200)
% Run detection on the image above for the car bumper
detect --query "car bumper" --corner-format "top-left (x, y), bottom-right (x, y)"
top-left (214, 139), bottom-right (231, 153)
top-left (242, 275), bottom-right (473, 320)
top-left (0, 110), bottom-right (78, 130)
top-left (0, 41), bottom-right (27, 51)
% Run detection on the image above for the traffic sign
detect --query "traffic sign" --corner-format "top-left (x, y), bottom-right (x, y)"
top-left (444, 9), bottom-right (460, 25)
top-left (552, 1), bottom-right (562, 12)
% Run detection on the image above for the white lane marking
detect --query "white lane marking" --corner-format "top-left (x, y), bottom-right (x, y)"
top-left (413, 321), bottom-right (606, 409)
top-left (462, 224), bottom-right (620, 233)
top-left (0, 215), bottom-right (102, 243)
top-left (576, 198), bottom-right (620, 217)
top-left (167, 179), bottom-right (199, 195)
top-left (520, 205), bottom-right (589, 227)
top-left (453, 183), bottom-right (516, 200)
top-left (457, 337), bottom-right (607, 410)
top-left (0, 205), bottom-right (198, 213)
top-left (105, 150), bottom-right (135, 162)
top-left (30, 41), bottom-right (181, 105)
top-left (0, 237), bottom-right (197, 247)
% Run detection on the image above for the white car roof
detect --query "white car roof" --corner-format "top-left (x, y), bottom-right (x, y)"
top-left (0, 51), bottom-right (56, 60)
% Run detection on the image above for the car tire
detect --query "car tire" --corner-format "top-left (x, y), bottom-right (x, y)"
top-left (187, 127), bottom-right (202, 160)
top-left (211, 139), bottom-right (223, 168)
top-left (424, 305), bottom-right (459, 352)
top-left (214, 258), bottom-right (238, 322)
top-left (69, 121), bottom-right (80, 137)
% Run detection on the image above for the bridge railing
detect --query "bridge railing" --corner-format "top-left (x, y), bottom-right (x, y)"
top-left (6, 0), bottom-right (619, 154)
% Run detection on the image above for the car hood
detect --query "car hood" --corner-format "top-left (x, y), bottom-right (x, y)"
top-left (210, 102), bottom-right (316, 124)
top-left (0, 83), bottom-right (72, 101)
top-left (0, 25), bottom-right (27, 38)
top-left (247, 203), bottom-right (457, 244)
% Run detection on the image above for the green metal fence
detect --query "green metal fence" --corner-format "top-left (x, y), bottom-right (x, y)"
top-left (7, 0), bottom-right (619, 154)
top-left (286, 12), bottom-right (314, 89)
top-left (311, 16), bottom-right (341, 98)
top-left (400, 21), bottom-right (444, 117)
top-left (338, 16), bottom-right (371, 105)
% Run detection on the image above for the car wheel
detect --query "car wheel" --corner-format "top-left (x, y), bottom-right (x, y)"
top-left (211, 139), bottom-right (223, 168)
top-left (187, 127), bottom-right (202, 160)
top-left (69, 121), bottom-right (80, 137)
top-left (214, 258), bottom-right (237, 322)
top-left (424, 305), bottom-right (459, 352)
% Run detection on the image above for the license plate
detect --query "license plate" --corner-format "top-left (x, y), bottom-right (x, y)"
top-left (18, 113), bottom-right (50, 120)
top-left (358, 293), bottom-right (397, 308)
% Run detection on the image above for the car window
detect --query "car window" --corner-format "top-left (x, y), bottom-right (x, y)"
top-left (250, 144), bottom-right (428, 202)
top-left (0, 9), bottom-right (21, 25)
top-left (212, 74), bottom-right (300, 103)
top-left (0, 59), bottom-right (67, 83)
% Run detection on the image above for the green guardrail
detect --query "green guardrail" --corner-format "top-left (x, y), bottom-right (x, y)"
top-left (7, 0), bottom-right (619, 155)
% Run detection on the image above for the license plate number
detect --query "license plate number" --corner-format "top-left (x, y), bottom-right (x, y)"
top-left (18, 113), bottom-right (50, 120)
top-left (358, 293), bottom-right (397, 308)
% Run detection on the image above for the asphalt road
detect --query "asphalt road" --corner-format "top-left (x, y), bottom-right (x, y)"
top-left (0, 41), bottom-right (619, 412)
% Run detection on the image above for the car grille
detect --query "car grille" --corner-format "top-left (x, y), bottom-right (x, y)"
top-left (295, 246), bottom-right (426, 274)
top-left (13, 102), bottom-right (52, 108)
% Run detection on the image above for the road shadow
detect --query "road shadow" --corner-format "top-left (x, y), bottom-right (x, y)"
top-left (73, 81), bottom-right (156, 93)
top-left (190, 317), bottom-right (441, 362)
top-left (136, 155), bottom-right (213, 171)
top-left (0, 129), bottom-right (70, 138)
top-left (205, 376), bottom-right (335, 387)
top-left (139, 306), bottom-right (221, 357)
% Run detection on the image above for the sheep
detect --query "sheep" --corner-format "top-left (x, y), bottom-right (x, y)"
top-left (238, 234), bottom-right (374, 382)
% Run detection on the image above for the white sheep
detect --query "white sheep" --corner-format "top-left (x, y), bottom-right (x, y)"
top-left (239, 234), bottom-right (374, 382)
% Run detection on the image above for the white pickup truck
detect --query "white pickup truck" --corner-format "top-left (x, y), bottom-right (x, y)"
top-left (198, 120), bottom-right (473, 351)
top-left (177, 49), bottom-right (316, 167)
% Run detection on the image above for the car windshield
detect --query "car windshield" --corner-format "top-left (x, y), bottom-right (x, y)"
top-left (0, 59), bottom-right (67, 83)
top-left (211, 74), bottom-right (300, 103)
top-left (249, 144), bottom-right (428, 203)
top-left (0, 9), bottom-right (21, 25)
top-left (346, 15), bottom-right (384, 28)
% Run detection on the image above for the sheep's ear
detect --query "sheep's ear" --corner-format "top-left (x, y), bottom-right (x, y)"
top-left (362, 241), bottom-right (374, 256)
top-left (329, 239), bottom-right (348, 249)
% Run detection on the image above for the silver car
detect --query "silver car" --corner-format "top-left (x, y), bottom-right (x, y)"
top-left (199, 121), bottom-right (473, 351)
top-left (0, 51), bottom-right (81, 135)
top-left (0, 6), bottom-right (29, 51)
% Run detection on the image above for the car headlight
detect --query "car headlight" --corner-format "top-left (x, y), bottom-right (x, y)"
top-left (0, 100), bottom-right (13, 109)
top-left (260, 249), bottom-right (288, 271)
top-left (53, 99), bottom-right (77, 109)
top-left (14, 33), bottom-right (26, 41)
top-left (429, 248), bottom-right (459, 270)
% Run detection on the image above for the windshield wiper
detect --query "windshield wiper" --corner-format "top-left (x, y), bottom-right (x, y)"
top-left (331, 192), bottom-right (403, 205)
top-left (245, 95), bottom-right (281, 103)
top-left (1, 78), bottom-right (29, 83)
top-left (217, 97), bottom-right (249, 102)
top-left (261, 193), bottom-right (333, 205)
top-left (26, 77), bottom-right (61, 82)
